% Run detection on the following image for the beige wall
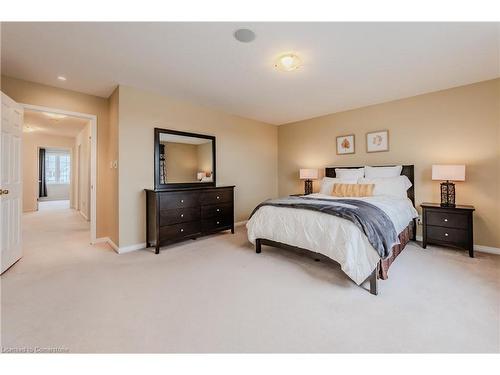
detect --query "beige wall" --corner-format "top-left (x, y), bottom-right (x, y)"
top-left (117, 85), bottom-right (278, 247)
top-left (163, 142), bottom-right (198, 182)
top-left (75, 122), bottom-right (91, 219)
top-left (1, 76), bottom-right (113, 239)
top-left (278, 79), bottom-right (500, 248)
top-left (197, 141), bottom-right (213, 175)
top-left (22, 132), bottom-right (76, 211)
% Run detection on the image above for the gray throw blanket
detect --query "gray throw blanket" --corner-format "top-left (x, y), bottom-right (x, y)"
top-left (249, 197), bottom-right (398, 259)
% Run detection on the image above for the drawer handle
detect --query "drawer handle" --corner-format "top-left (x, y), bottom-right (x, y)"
top-left (180, 214), bottom-right (184, 218)
top-left (216, 196), bottom-right (220, 199)
top-left (444, 218), bottom-right (448, 222)
top-left (444, 233), bottom-right (449, 237)
top-left (180, 228), bottom-right (184, 232)
top-left (216, 208), bottom-right (220, 212)
top-left (180, 199), bottom-right (184, 203)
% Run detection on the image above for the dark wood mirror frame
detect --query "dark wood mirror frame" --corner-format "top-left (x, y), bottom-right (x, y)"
top-left (154, 128), bottom-right (216, 190)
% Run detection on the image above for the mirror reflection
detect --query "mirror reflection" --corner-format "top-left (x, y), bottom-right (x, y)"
top-left (159, 133), bottom-right (214, 184)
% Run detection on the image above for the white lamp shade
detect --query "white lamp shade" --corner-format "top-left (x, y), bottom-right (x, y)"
top-left (432, 165), bottom-right (466, 181)
top-left (299, 168), bottom-right (318, 180)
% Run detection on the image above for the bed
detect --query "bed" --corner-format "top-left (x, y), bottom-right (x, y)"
top-left (246, 165), bottom-right (418, 295)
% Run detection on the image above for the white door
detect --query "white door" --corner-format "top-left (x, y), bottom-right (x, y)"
top-left (1, 92), bottom-right (23, 274)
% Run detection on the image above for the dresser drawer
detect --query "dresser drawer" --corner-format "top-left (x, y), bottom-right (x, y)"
top-left (160, 207), bottom-right (200, 226)
top-left (160, 221), bottom-right (201, 241)
top-left (427, 226), bottom-right (467, 245)
top-left (201, 216), bottom-right (232, 232)
top-left (159, 191), bottom-right (199, 210)
top-left (200, 189), bottom-right (233, 205)
top-left (426, 210), bottom-right (468, 229)
top-left (201, 202), bottom-right (233, 219)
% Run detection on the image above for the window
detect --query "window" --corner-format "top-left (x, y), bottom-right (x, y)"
top-left (45, 150), bottom-right (70, 184)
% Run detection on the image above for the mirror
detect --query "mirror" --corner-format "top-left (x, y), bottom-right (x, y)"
top-left (154, 128), bottom-right (215, 189)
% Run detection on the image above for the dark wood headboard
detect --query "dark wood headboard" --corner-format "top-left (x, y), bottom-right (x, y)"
top-left (325, 165), bottom-right (415, 207)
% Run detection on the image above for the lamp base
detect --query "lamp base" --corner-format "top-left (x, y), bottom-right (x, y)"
top-left (440, 203), bottom-right (456, 208)
top-left (440, 181), bottom-right (456, 207)
top-left (304, 179), bottom-right (313, 195)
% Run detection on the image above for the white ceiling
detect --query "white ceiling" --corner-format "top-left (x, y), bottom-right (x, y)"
top-left (24, 110), bottom-right (89, 137)
top-left (2, 22), bottom-right (499, 125)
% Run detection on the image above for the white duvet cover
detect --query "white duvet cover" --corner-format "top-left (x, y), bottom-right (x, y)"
top-left (246, 194), bottom-right (418, 285)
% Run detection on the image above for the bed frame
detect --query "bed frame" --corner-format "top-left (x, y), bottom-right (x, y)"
top-left (255, 165), bottom-right (417, 296)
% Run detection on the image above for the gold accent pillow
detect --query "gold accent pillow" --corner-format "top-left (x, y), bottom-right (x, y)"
top-left (331, 183), bottom-right (374, 197)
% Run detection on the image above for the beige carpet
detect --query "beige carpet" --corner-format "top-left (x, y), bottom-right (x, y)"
top-left (1, 205), bottom-right (499, 353)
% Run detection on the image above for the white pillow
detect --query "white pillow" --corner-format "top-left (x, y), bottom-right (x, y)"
top-left (319, 177), bottom-right (357, 195)
top-left (319, 177), bottom-right (340, 195)
top-left (335, 168), bottom-right (364, 181)
top-left (364, 165), bottom-right (402, 178)
top-left (358, 175), bottom-right (412, 199)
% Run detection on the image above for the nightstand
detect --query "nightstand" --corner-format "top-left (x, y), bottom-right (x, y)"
top-left (421, 203), bottom-right (475, 257)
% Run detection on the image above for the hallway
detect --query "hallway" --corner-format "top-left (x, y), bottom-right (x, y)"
top-left (1, 205), bottom-right (113, 352)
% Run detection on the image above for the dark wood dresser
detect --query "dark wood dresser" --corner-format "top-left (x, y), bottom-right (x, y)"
top-left (145, 186), bottom-right (235, 254)
top-left (421, 202), bottom-right (475, 257)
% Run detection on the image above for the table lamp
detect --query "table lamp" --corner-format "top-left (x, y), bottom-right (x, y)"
top-left (299, 168), bottom-right (318, 195)
top-left (197, 172), bottom-right (206, 181)
top-left (432, 164), bottom-right (465, 207)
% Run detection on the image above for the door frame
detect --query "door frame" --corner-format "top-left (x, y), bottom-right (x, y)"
top-left (21, 104), bottom-right (98, 244)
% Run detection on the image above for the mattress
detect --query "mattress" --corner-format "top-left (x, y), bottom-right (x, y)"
top-left (246, 193), bottom-right (418, 285)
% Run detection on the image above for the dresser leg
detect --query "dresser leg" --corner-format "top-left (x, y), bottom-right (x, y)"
top-left (469, 248), bottom-right (474, 258)
top-left (256, 239), bottom-right (261, 254)
top-left (231, 225), bottom-right (235, 234)
top-left (155, 245), bottom-right (160, 254)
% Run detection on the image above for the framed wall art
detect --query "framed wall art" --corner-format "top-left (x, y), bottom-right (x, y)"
top-left (336, 134), bottom-right (355, 155)
top-left (366, 130), bottom-right (389, 153)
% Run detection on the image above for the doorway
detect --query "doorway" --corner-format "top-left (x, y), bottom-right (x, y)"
top-left (22, 104), bottom-right (97, 243)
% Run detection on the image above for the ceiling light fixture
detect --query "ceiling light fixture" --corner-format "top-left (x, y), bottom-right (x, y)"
top-left (275, 53), bottom-right (302, 72)
top-left (233, 28), bottom-right (256, 43)
top-left (57, 76), bottom-right (67, 81)
top-left (43, 112), bottom-right (67, 120)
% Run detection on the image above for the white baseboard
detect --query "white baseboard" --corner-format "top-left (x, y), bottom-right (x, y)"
top-left (414, 235), bottom-right (500, 255)
top-left (118, 242), bottom-right (147, 254)
top-left (78, 210), bottom-right (89, 221)
top-left (235, 220), bottom-right (247, 227)
top-left (93, 237), bottom-right (145, 254)
top-left (94, 237), bottom-right (119, 253)
top-left (474, 245), bottom-right (500, 256)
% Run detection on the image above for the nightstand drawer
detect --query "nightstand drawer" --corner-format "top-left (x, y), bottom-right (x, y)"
top-left (426, 211), bottom-right (468, 229)
top-left (427, 226), bottom-right (467, 245)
